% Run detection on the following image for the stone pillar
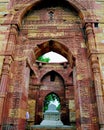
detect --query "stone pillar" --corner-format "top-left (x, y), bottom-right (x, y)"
top-left (76, 80), bottom-right (93, 130)
top-left (0, 56), bottom-right (12, 130)
top-left (90, 54), bottom-right (104, 130)
top-left (7, 59), bottom-right (30, 130)
top-left (35, 85), bottom-right (41, 124)
top-left (65, 84), bottom-right (70, 125)
top-left (0, 24), bottom-right (18, 130)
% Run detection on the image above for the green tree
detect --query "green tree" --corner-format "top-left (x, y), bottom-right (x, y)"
top-left (44, 93), bottom-right (60, 112)
top-left (37, 55), bottom-right (50, 63)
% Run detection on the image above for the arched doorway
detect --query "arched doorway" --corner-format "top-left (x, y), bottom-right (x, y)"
top-left (44, 92), bottom-right (61, 112)
top-left (28, 66), bottom-right (75, 125)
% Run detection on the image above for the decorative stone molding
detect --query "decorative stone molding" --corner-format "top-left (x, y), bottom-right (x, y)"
top-left (85, 23), bottom-right (96, 51)
top-left (1, 56), bottom-right (13, 75)
top-left (90, 54), bottom-right (104, 129)
top-left (91, 55), bottom-right (100, 73)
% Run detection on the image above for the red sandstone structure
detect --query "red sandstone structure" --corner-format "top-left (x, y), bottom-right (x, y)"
top-left (0, 0), bottom-right (104, 130)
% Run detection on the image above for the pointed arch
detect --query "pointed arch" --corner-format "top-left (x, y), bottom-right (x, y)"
top-left (41, 70), bottom-right (65, 83)
top-left (11, 0), bottom-right (87, 26)
top-left (35, 40), bottom-right (75, 67)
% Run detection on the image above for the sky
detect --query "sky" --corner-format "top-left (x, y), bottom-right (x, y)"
top-left (43, 51), bottom-right (67, 63)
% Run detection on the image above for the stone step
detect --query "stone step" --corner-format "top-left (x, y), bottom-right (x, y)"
top-left (31, 125), bottom-right (76, 130)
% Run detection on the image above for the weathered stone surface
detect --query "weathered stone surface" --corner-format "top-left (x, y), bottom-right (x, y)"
top-left (0, 0), bottom-right (104, 130)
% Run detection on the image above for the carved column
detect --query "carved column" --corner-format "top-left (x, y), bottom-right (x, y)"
top-left (6, 24), bottom-right (18, 54)
top-left (0, 56), bottom-right (12, 130)
top-left (86, 23), bottom-right (104, 130)
top-left (90, 55), bottom-right (104, 130)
